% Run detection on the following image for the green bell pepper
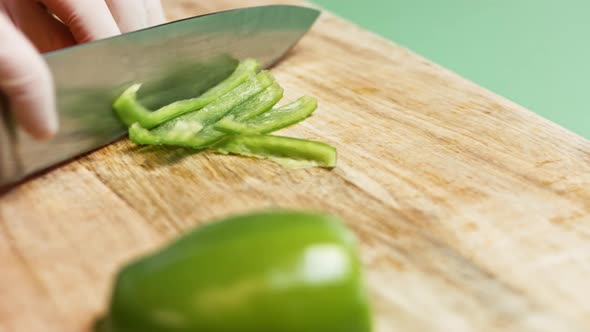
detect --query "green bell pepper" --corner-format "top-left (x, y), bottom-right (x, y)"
top-left (128, 71), bottom-right (275, 147)
top-left (114, 58), bottom-right (259, 129)
top-left (113, 57), bottom-right (338, 169)
top-left (214, 134), bottom-right (337, 169)
top-left (96, 210), bottom-right (371, 332)
top-left (214, 96), bottom-right (318, 135)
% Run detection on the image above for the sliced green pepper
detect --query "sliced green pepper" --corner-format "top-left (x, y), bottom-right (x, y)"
top-left (130, 82), bottom-right (286, 149)
top-left (224, 81), bottom-right (284, 122)
top-left (214, 96), bottom-right (317, 135)
top-left (214, 134), bottom-right (337, 168)
top-left (114, 58), bottom-right (259, 129)
top-left (129, 71), bottom-right (275, 148)
top-left (96, 210), bottom-right (371, 332)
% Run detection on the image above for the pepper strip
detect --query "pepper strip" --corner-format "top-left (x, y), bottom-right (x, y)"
top-left (129, 71), bottom-right (275, 147)
top-left (214, 96), bottom-right (317, 135)
top-left (114, 58), bottom-right (259, 129)
top-left (224, 81), bottom-right (284, 122)
top-left (214, 134), bottom-right (337, 168)
top-left (134, 81), bottom-right (286, 149)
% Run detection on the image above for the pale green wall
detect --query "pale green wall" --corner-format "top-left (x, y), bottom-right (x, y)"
top-left (313, 0), bottom-right (590, 139)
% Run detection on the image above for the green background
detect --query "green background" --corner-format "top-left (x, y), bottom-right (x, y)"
top-left (312, 0), bottom-right (590, 139)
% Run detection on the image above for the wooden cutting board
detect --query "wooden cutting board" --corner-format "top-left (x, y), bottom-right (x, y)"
top-left (2, 1), bottom-right (590, 331)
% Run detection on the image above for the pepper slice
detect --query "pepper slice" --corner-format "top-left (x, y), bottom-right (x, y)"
top-left (214, 134), bottom-right (337, 168)
top-left (214, 96), bottom-right (317, 135)
top-left (96, 210), bottom-right (371, 332)
top-left (130, 81), bottom-right (286, 149)
top-left (129, 71), bottom-right (275, 147)
top-left (114, 58), bottom-right (259, 129)
top-left (224, 81), bottom-right (284, 122)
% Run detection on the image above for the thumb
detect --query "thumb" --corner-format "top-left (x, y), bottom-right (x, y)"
top-left (0, 14), bottom-right (58, 140)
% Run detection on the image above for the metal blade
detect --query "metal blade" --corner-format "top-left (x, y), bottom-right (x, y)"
top-left (0, 5), bottom-right (320, 187)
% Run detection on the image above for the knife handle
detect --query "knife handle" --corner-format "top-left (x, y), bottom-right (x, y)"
top-left (0, 96), bottom-right (24, 188)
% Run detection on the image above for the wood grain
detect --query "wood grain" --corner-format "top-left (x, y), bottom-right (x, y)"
top-left (2, 1), bottom-right (590, 331)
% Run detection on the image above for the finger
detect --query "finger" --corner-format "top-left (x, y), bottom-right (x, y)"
top-left (105, 0), bottom-right (149, 33)
top-left (145, 0), bottom-right (167, 26)
top-left (0, 14), bottom-right (58, 139)
top-left (106, 0), bottom-right (166, 33)
top-left (2, 0), bottom-right (75, 52)
top-left (38, 0), bottom-right (120, 43)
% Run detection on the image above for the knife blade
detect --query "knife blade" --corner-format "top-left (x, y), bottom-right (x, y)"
top-left (0, 5), bottom-right (320, 188)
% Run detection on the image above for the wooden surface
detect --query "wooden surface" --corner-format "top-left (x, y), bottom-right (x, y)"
top-left (2, 1), bottom-right (590, 331)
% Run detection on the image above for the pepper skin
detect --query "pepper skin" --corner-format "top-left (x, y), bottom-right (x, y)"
top-left (96, 210), bottom-right (371, 332)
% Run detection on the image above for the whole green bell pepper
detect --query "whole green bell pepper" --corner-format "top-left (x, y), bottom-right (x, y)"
top-left (96, 210), bottom-right (371, 332)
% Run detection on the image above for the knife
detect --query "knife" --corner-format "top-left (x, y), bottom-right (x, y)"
top-left (0, 5), bottom-right (320, 188)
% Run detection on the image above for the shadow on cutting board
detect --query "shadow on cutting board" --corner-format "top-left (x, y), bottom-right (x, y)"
top-left (122, 145), bottom-right (200, 169)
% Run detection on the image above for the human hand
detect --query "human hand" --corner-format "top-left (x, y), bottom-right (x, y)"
top-left (0, 0), bottom-right (166, 139)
